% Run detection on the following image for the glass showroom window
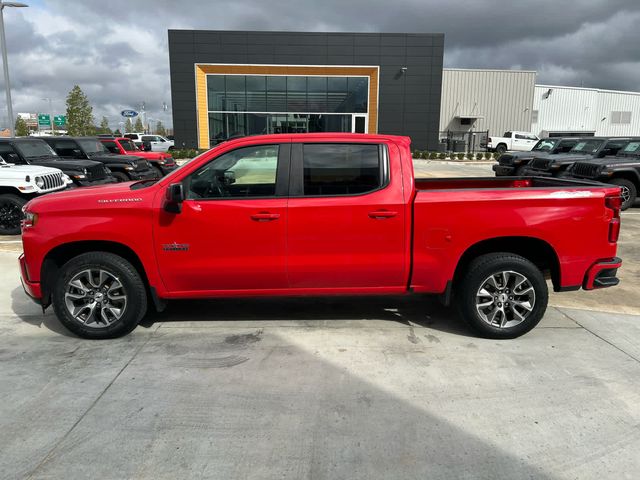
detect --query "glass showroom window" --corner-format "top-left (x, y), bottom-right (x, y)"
top-left (207, 74), bottom-right (369, 145)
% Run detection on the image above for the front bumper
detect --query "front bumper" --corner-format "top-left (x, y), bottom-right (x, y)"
top-left (127, 168), bottom-right (161, 181)
top-left (493, 164), bottom-right (516, 176)
top-left (19, 254), bottom-right (42, 304)
top-left (584, 257), bottom-right (622, 290)
top-left (74, 177), bottom-right (119, 188)
top-left (520, 168), bottom-right (553, 178)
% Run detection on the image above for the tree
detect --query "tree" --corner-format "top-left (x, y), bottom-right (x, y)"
top-left (124, 118), bottom-right (133, 133)
top-left (65, 85), bottom-right (95, 136)
top-left (15, 116), bottom-right (29, 136)
top-left (98, 116), bottom-right (111, 134)
top-left (155, 120), bottom-right (166, 136)
top-left (113, 128), bottom-right (122, 136)
top-left (133, 117), bottom-right (143, 132)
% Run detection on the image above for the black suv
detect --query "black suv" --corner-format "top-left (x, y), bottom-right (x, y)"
top-left (563, 140), bottom-right (640, 210)
top-left (492, 137), bottom-right (580, 176)
top-left (42, 137), bottom-right (160, 182)
top-left (0, 137), bottom-right (116, 187)
top-left (520, 137), bottom-right (634, 177)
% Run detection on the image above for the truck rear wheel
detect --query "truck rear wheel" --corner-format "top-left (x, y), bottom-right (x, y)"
top-left (457, 253), bottom-right (548, 339)
top-left (609, 178), bottom-right (636, 210)
top-left (0, 194), bottom-right (27, 235)
top-left (495, 144), bottom-right (507, 155)
top-left (52, 252), bottom-right (147, 339)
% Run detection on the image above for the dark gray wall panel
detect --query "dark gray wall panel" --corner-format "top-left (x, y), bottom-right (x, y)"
top-left (168, 30), bottom-right (444, 149)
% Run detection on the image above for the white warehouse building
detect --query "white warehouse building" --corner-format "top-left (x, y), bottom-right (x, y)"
top-left (439, 68), bottom-right (640, 150)
top-left (532, 84), bottom-right (640, 138)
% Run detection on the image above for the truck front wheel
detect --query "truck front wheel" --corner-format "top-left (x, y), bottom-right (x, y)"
top-left (52, 252), bottom-right (147, 339)
top-left (609, 178), bottom-right (636, 210)
top-left (457, 253), bottom-right (548, 339)
top-left (0, 194), bottom-right (27, 235)
top-left (495, 144), bottom-right (507, 155)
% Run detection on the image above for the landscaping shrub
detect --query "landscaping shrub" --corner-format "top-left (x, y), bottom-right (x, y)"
top-left (457, 153), bottom-right (466, 160)
top-left (476, 153), bottom-right (484, 160)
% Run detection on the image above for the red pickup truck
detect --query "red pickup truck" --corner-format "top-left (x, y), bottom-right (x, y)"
top-left (100, 137), bottom-right (177, 176)
top-left (19, 133), bottom-right (623, 340)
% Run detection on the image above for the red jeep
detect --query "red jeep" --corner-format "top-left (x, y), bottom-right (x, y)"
top-left (100, 137), bottom-right (177, 176)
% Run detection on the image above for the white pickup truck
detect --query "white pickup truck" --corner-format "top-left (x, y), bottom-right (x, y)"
top-left (0, 161), bottom-right (70, 235)
top-left (487, 131), bottom-right (539, 154)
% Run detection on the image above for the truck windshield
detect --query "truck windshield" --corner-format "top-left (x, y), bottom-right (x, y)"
top-left (571, 140), bottom-right (603, 154)
top-left (77, 139), bottom-right (108, 154)
top-left (14, 141), bottom-right (57, 158)
top-left (620, 141), bottom-right (640, 154)
top-left (532, 139), bottom-right (557, 151)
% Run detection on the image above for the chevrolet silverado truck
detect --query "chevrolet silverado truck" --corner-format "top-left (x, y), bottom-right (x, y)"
top-left (521, 137), bottom-right (634, 177)
top-left (0, 160), bottom-right (69, 234)
top-left (19, 133), bottom-right (623, 340)
top-left (42, 137), bottom-right (160, 183)
top-left (486, 131), bottom-right (539, 154)
top-left (100, 137), bottom-right (178, 176)
top-left (0, 137), bottom-right (117, 188)
top-left (493, 137), bottom-right (580, 176)
top-left (563, 140), bottom-right (640, 210)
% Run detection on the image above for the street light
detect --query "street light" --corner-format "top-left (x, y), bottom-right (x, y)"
top-left (0, 2), bottom-right (28, 137)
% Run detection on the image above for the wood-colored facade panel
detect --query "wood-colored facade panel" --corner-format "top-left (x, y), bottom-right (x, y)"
top-left (195, 64), bottom-right (379, 149)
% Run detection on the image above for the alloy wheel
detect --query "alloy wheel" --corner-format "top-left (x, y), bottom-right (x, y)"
top-left (475, 270), bottom-right (536, 328)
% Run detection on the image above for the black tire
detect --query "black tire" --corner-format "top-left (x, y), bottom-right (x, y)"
top-left (456, 253), bottom-right (548, 339)
top-left (609, 178), bottom-right (637, 210)
top-left (168, 146), bottom-right (175, 151)
top-left (111, 171), bottom-right (130, 182)
top-left (495, 144), bottom-right (507, 155)
top-left (52, 252), bottom-right (147, 339)
top-left (0, 194), bottom-right (27, 235)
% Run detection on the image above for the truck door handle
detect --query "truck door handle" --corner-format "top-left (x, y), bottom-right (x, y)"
top-left (251, 212), bottom-right (280, 221)
top-left (368, 210), bottom-right (398, 219)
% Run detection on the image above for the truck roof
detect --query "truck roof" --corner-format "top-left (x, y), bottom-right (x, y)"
top-left (212, 132), bottom-right (412, 145)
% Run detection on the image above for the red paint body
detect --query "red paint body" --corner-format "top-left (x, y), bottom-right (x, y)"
top-left (20, 133), bottom-right (622, 304)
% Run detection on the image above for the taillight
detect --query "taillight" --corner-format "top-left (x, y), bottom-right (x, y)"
top-left (605, 194), bottom-right (622, 243)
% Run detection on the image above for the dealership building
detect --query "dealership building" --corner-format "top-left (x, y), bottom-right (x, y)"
top-left (169, 29), bottom-right (640, 151)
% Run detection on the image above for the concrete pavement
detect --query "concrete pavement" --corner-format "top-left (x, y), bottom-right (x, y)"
top-left (1, 159), bottom-right (639, 479)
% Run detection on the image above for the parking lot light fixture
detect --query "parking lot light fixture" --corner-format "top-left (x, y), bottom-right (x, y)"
top-left (0, 1), bottom-right (28, 137)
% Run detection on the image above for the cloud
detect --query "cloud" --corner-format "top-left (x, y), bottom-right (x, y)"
top-left (0, 0), bottom-right (639, 129)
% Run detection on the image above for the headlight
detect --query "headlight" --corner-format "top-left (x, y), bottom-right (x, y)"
top-left (72, 174), bottom-right (87, 179)
top-left (35, 176), bottom-right (45, 189)
top-left (62, 173), bottom-right (73, 184)
top-left (124, 165), bottom-right (135, 171)
top-left (83, 168), bottom-right (88, 175)
top-left (21, 207), bottom-right (38, 229)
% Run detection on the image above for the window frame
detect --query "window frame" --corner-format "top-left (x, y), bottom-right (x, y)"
top-left (182, 143), bottom-right (290, 201)
top-left (288, 142), bottom-right (390, 198)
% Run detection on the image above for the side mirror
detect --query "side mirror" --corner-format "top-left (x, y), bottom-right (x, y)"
top-left (6, 153), bottom-right (20, 163)
top-left (222, 170), bottom-right (236, 185)
top-left (72, 148), bottom-right (83, 158)
top-left (164, 183), bottom-right (184, 213)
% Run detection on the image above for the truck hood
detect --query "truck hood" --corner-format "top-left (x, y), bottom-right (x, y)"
top-left (26, 179), bottom-right (156, 212)
top-left (583, 156), bottom-right (640, 168)
top-left (500, 151), bottom-right (548, 165)
top-left (85, 153), bottom-right (144, 166)
top-left (534, 153), bottom-right (593, 165)
top-left (0, 162), bottom-right (63, 178)
top-left (27, 156), bottom-right (101, 172)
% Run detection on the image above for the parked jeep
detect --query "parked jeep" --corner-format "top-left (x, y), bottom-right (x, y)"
top-left (42, 137), bottom-right (160, 182)
top-left (493, 137), bottom-right (580, 176)
top-left (0, 159), bottom-right (69, 234)
top-left (563, 140), bottom-right (640, 210)
top-left (0, 138), bottom-right (116, 188)
top-left (520, 137), bottom-right (634, 177)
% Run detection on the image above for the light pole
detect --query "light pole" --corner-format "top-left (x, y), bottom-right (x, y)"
top-left (42, 97), bottom-right (54, 134)
top-left (0, 2), bottom-right (28, 137)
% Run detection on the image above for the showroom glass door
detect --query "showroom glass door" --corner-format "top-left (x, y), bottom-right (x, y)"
top-left (353, 114), bottom-right (367, 133)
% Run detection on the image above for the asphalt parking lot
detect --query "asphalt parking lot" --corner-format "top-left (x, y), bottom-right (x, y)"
top-left (0, 160), bottom-right (638, 479)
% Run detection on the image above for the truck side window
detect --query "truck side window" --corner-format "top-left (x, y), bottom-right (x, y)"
top-left (302, 144), bottom-right (382, 196)
top-left (102, 141), bottom-right (119, 153)
top-left (0, 144), bottom-right (20, 163)
top-left (185, 145), bottom-right (279, 199)
top-left (51, 140), bottom-right (79, 157)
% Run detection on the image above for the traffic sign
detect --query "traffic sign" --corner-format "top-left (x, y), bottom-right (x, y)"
top-left (121, 110), bottom-right (138, 118)
top-left (53, 115), bottom-right (66, 126)
top-left (38, 113), bottom-right (50, 126)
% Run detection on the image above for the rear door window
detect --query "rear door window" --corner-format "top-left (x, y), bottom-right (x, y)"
top-left (301, 144), bottom-right (384, 196)
top-left (50, 140), bottom-right (80, 157)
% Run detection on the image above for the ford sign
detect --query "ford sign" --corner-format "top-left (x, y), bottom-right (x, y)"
top-left (121, 110), bottom-right (138, 118)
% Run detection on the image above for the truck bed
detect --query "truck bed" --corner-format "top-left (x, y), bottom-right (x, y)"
top-left (414, 176), bottom-right (606, 191)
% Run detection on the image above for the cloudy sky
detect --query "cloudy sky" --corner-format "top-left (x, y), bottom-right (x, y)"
top-left (2, 0), bottom-right (640, 129)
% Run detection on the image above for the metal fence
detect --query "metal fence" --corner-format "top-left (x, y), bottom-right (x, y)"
top-left (438, 130), bottom-right (489, 154)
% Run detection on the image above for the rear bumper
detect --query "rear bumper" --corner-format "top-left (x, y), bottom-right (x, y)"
top-left (492, 165), bottom-right (516, 176)
top-left (584, 257), bottom-right (622, 290)
top-left (19, 254), bottom-right (42, 303)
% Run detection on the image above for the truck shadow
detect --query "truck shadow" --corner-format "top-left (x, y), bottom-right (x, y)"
top-left (142, 295), bottom-right (473, 337)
